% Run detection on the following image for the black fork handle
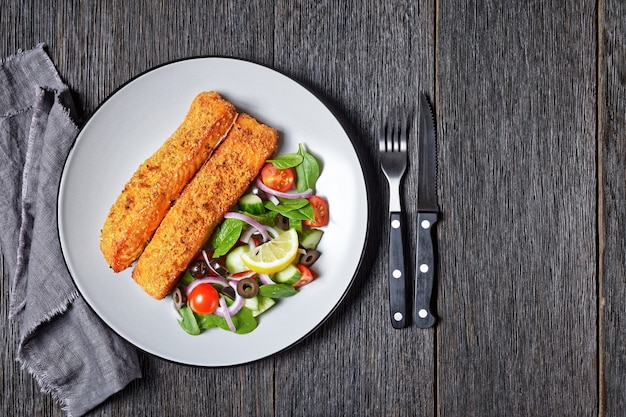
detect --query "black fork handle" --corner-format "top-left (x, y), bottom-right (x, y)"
top-left (388, 211), bottom-right (408, 328)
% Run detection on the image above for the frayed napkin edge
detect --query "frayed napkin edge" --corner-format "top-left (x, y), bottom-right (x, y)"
top-left (16, 290), bottom-right (80, 415)
top-left (8, 87), bottom-right (79, 321)
top-left (1, 43), bottom-right (61, 81)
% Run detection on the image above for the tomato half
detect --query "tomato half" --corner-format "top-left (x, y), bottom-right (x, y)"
top-left (261, 163), bottom-right (295, 192)
top-left (188, 283), bottom-right (219, 315)
top-left (293, 264), bottom-right (315, 288)
top-left (303, 195), bottom-right (329, 227)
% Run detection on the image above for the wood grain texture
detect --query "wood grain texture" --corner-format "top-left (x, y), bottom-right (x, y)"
top-left (2, 0), bottom-right (625, 416)
top-left (436, 1), bottom-right (598, 416)
top-left (599, 0), bottom-right (626, 415)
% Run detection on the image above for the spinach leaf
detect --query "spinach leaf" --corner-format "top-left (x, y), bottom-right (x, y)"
top-left (195, 313), bottom-right (221, 330)
top-left (196, 307), bottom-right (258, 334)
top-left (265, 197), bottom-right (308, 212)
top-left (295, 144), bottom-right (320, 192)
top-left (259, 284), bottom-right (298, 298)
top-left (231, 307), bottom-right (258, 334)
top-left (264, 199), bottom-right (314, 221)
top-left (177, 306), bottom-right (201, 335)
top-left (240, 210), bottom-right (278, 226)
top-left (267, 153), bottom-right (303, 169)
top-left (180, 270), bottom-right (195, 286)
top-left (210, 218), bottom-right (243, 257)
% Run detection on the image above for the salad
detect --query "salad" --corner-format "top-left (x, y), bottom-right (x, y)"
top-left (171, 144), bottom-right (329, 335)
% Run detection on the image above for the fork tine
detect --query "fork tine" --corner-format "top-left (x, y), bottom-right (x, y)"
top-left (388, 116), bottom-right (397, 152)
top-left (380, 111), bottom-right (410, 154)
top-left (379, 128), bottom-right (386, 152)
top-left (399, 114), bottom-right (407, 152)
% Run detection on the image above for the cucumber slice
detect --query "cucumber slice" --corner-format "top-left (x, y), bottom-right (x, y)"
top-left (299, 229), bottom-right (324, 250)
top-left (244, 295), bottom-right (276, 317)
top-left (272, 264), bottom-right (302, 285)
top-left (225, 245), bottom-right (250, 274)
top-left (238, 193), bottom-right (266, 214)
top-left (243, 296), bottom-right (259, 311)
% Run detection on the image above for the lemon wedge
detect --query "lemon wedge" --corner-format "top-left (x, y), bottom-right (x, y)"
top-left (240, 228), bottom-right (299, 274)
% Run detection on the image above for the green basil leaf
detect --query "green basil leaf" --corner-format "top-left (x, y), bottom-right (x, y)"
top-left (267, 153), bottom-right (303, 169)
top-left (259, 284), bottom-right (298, 298)
top-left (295, 144), bottom-right (321, 192)
top-left (211, 218), bottom-right (243, 258)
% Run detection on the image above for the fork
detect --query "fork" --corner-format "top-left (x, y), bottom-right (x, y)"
top-left (379, 114), bottom-right (409, 329)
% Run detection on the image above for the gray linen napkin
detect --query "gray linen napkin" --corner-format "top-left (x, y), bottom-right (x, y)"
top-left (1, 44), bottom-right (141, 416)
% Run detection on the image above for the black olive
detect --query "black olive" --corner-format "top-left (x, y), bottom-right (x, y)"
top-left (274, 213), bottom-right (290, 230)
top-left (236, 278), bottom-right (259, 299)
top-left (299, 249), bottom-right (321, 267)
top-left (208, 259), bottom-right (230, 278)
top-left (172, 287), bottom-right (186, 310)
top-left (189, 259), bottom-right (208, 279)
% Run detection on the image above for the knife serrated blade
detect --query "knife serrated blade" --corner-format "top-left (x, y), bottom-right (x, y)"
top-left (414, 93), bottom-right (438, 328)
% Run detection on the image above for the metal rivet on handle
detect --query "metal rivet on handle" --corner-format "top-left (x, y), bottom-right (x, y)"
top-left (391, 219), bottom-right (400, 229)
top-left (394, 312), bottom-right (403, 321)
top-left (418, 309), bottom-right (428, 318)
top-left (421, 220), bottom-right (431, 229)
top-left (420, 264), bottom-right (429, 273)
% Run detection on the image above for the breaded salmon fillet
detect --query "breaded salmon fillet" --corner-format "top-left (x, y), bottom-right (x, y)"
top-left (100, 91), bottom-right (236, 272)
top-left (132, 114), bottom-right (278, 299)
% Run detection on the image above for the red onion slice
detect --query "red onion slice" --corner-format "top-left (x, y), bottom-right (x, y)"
top-left (224, 212), bottom-right (270, 242)
top-left (258, 273), bottom-right (274, 285)
top-left (185, 276), bottom-right (229, 297)
top-left (255, 178), bottom-right (313, 199)
top-left (217, 297), bottom-right (237, 332)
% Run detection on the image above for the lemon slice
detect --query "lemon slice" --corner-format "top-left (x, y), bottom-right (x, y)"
top-left (240, 228), bottom-right (299, 274)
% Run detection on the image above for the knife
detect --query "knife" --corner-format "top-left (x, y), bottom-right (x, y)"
top-left (414, 93), bottom-right (438, 328)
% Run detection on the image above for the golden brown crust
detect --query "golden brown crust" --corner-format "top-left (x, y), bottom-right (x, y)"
top-left (100, 91), bottom-right (236, 272)
top-left (132, 113), bottom-right (278, 299)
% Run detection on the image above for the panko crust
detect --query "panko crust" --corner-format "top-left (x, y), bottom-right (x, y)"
top-left (100, 92), bottom-right (236, 272)
top-left (132, 114), bottom-right (278, 299)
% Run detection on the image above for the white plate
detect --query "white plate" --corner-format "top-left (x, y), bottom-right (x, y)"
top-left (58, 57), bottom-right (369, 367)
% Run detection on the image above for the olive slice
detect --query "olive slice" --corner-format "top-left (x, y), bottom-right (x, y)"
top-left (219, 286), bottom-right (236, 300)
top-left (172, 287), bottom-right (186, 310)
top-left (208, 259), bottom-right (230, 278)
top-left (299, 249), bottom-right (321, 267)
top-left (237, 277), bottom-right (259, 299)
top-left (274, 213), bottom-right (290, 230)
top-left (189, 259), bottom-right (208, 279)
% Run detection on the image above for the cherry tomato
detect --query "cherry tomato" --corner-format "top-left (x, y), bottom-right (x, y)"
top-left (293, 264), bottom-right (315, 288)
top-left (261, 163), bottom-right (295, 192)
top-left (188, 283), bottom-right (219, 315)
top-left (303, 195), bottom-right (329, 227)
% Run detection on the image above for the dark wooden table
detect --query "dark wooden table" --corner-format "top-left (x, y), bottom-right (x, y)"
top-left (2, 1), bottom-right (625, 416)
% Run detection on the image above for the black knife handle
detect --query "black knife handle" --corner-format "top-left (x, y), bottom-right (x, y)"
top-left (388, 212), bottom-right (408, 328)
top-left (414, 212), bottom-right (438, 328)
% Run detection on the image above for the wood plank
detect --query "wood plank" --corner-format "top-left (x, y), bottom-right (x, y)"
top-left (272, 1), bottom-right (436, 416)
top-left (436, 1), bottom-right (598, 415)
top-left (599, 0), bottom-right (626, 415)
